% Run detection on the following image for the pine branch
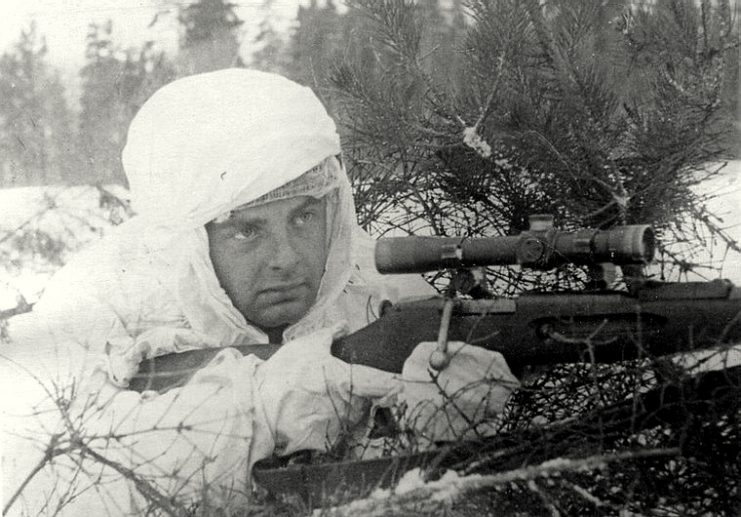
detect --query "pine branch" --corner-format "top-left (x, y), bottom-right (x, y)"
top-left (322, 448), bottom-right (680, 517)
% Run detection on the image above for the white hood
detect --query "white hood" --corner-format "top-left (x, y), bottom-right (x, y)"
top-left (117, 69), bottom-right (355, 345)
top-left (122, 69), bottom-right (341, 228)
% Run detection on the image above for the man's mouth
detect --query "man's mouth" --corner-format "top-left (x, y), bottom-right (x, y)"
top-left (259, 282), bottom-right (308, 301)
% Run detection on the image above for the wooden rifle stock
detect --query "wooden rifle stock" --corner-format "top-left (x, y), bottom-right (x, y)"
top-left (331, 279), bottom-right (741, 372)
top-left (131, 279), bottom-right (741, 392)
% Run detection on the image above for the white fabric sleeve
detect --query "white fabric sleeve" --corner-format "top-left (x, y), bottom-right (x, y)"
top-left (254, 325), bottom-right (399, 456)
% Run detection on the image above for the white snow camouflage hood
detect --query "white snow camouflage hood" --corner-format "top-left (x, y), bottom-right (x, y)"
top-left (120, 68), bottom-right (354, 344)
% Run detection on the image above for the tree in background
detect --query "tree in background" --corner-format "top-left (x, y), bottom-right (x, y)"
top-left (328, 0), bottom-right (738, 285)
top-left (177, 0), bottom-right (244, 75)
top-left (251, 0), bottom-right (292, 73)
top-left (0, 22), bottom-right (76, 186)
top-left (284, 0), bottom-right (345, 90)
top-left (78, 21), bottom-right (128, 185)
top-left (78, 21), bottom-right (175, 186)
top-left (78, 0), bottom-right (245, 185)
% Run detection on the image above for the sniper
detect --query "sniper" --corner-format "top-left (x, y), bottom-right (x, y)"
top-left (1, 69), bottom-right (518, 515)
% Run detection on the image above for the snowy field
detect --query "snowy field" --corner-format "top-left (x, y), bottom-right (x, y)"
top-left (666, 159), bottom-right (741, 283)
top-left (0, 184), bottom-right (131, 310)
top-left (1, 162), bottom-right (740, 311)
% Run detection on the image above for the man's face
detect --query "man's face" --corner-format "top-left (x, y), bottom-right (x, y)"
top-left (205, 195), bottom-right (328, 333)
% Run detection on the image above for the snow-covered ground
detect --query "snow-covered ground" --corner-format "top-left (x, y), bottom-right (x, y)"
top-left (706, 161), bottom-right (741, 278)
top-left (1, 162), bottom-right (740, 311)
top-left (663, 160), bottom-right (741, 283)
top-left (0, 184), bottom-right (131, 310)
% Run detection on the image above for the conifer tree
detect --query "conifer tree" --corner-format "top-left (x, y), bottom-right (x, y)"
top-left (251, 0), bottom-right (291, 73)
top-left (0, 22), bottom-right (76, 186)
top-left (322, 3), bottom-right (741, 513)
top-left (330, 0), bottom-right (738, 283)
top-left (79, 21), bottom-right (175, 185)
top-left (78, 21), bottom-right (128, 184)
top-left (177, 0), bottom-right (245, 75)
top-left (285, 0), bottom-right (344, 88)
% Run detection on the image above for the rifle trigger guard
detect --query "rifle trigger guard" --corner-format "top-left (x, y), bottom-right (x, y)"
top-left (430, 298), bottom-right (455, 371)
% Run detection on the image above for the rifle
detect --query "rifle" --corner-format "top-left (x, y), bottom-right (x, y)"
top-left (129, 215), bottom-right (741, 506)
top-left (130, 215), bottom-right (741, 391)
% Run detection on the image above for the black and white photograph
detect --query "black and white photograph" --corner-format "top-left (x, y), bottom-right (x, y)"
top-left (1, 1), bottom-right (740, 515)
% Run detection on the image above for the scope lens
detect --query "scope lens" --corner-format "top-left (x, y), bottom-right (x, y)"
top-left (601, 225), bottom-right (655, 264)
top-left (640, 227), bottom-right (656, 262)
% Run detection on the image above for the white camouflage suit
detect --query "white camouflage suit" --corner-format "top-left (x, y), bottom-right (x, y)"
top-left (1, 69), bottom-right (518, 515)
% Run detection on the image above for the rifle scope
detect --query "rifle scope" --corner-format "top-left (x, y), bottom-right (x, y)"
top-left (375, 218), bottom-right (655, 274)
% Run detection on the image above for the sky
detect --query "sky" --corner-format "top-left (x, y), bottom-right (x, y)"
top-left (0, 0), bottom-right (307, 80)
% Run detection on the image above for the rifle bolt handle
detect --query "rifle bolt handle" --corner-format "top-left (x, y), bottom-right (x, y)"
top-left (430, 298), bottom-right (455, 371)
top-left (429, 349), bottom-right (451, 371)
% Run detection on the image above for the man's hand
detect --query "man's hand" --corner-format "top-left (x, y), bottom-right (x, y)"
top-left (253, 324), bottom-right (398, 456)
top-left (253, 328), bottom-right (520, 458)
top-left (397, 341), bottom-right (520, 444)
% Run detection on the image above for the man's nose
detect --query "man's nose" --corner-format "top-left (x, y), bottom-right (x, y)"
top-left (268, 229), bottom-right (300, 270)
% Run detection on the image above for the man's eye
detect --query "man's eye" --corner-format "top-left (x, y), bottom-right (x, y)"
top-left (233, 227), bottom-right (258, 241)
top-left (294, 210), bottom-right (316, 226)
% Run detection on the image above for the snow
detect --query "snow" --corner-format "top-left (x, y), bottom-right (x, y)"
top-left (657, 161), bottom-right (741, 283)
top-left (404, 469), bottom-right (468, 502)
top-left (315, 468), bottom-right (476, 516)
top-left (377, 468), bottom-right (459, 497)
top-left (462, 126), bottom-right (492, 158)
top-left (0, 184), bottom-right (131, 309)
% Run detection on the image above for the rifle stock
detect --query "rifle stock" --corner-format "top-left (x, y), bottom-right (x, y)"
top-left (330, 279), bottom-right (741, 372)
top-left (130, 279), bottom-right (741, 392)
